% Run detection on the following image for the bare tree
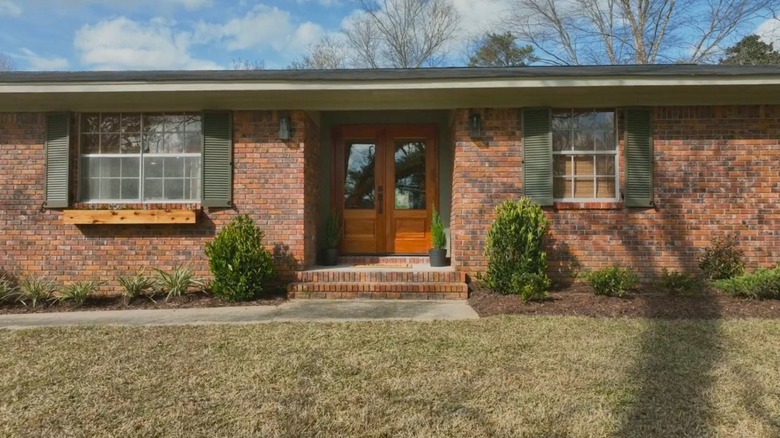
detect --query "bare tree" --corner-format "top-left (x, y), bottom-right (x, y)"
top-left (230, 58), bottom-right (265, 70)
top-left (288, 35), bottom-right (349, 70)
top-left (507, 0), bottom-right (776, 65)
top-left (0, 54), bottom-right (15, 71)
top-left (298, 0), bottom-right (460, 69)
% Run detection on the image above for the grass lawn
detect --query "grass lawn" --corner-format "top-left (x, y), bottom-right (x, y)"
top-left (1, 317), bottom-right (779, 437)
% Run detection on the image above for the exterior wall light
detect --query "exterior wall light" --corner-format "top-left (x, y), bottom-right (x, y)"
top-left (279, 114), bottom-right (292, 140)
top-left (469, 112), bottom-right (482, 138)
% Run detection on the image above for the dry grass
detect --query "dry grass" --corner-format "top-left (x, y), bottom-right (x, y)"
top-left (1, 317), bottom-right (779, 437)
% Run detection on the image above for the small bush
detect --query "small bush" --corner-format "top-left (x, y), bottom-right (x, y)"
top-left (658, 269), bottom-right (702, 296)
top-left (698, 234), bottom-right (744, 280)
top-left (17, 275), bottom-right (59, 308)
top-left (205, 215), bottom-right (276, 301)
top-left (431, 206), bottom-right (446, 249)
top-left (153, 264), bottom-right (204, 301)
top-left (484, 198), bottom-right (551, 300)
top-left (714, 266), bottom-right (780, 300)
top-left (510, 272), bottom-right (551, 302)
top-left (117, 270), bottom-right (156, 301)
top-left (584, 266), bottom-right (639, 297)
top-left (59, 280), bottom-right (103, 306)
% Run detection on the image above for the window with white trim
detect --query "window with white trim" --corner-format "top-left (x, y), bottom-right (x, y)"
top-left (79, 113), bottom-right (202, 203)
top-left (552, 109), bottom-right (618, 200)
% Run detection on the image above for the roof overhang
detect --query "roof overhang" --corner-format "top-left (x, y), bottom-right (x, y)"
top-left (2, 66), bottom-right (780, 112)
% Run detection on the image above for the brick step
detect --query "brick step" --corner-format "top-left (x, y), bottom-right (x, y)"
top-left (288, 282), bottom-right (468, 300)
top-left (294, 270), bottom-right (466, 283)
top-left (337, 256), bottom-right (430, 265)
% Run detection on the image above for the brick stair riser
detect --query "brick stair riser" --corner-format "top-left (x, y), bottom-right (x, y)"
top-left (291, 291), bottom-right (468, 300)
top-left (337, 256), bottom-right (431, 265)
top-left (288, 282), bottom-right (468, 294)
top-left (294, 271), bottom-right (466, 283)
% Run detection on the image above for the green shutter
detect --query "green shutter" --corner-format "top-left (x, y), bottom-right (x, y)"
top-left (523, 108), bottom-right (553, 206)
top-left (625, 108), bottom-right (654, 207)
top-left (202, 111), bottom-right (233, 207)
top-left (44, 113), bottom-right (70, 209)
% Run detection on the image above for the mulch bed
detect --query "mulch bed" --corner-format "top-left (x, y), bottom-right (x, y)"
top-left (469, 283), bottom-right (780, 319)
top-left (0, 290), bottom-right (287, 315)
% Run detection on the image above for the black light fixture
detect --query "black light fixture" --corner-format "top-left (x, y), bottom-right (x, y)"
top-left (279, 114), bottom-right (292, 140)
top-left (469, 112), bottom-right (482, 138)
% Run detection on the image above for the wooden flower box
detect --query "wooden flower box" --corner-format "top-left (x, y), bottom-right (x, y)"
top-left (62, 209), bottom-right (197, 225)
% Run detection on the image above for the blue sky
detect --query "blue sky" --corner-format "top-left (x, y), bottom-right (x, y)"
top-left (1, 0), bottom-right (779, 71)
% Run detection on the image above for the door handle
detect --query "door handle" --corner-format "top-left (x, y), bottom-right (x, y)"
top-left (377, 186), bottom-right (384, 214)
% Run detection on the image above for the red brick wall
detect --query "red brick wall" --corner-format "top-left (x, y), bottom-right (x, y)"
top-left (451, 106), bottom-right (780, 280)
top-left (0, 110), bottom-right (319, 292)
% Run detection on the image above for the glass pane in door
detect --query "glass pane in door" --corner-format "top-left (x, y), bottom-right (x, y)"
top-left (344, 143), bottom-right (376, 209)
top-left (394, 140), bottom-right (426, 210)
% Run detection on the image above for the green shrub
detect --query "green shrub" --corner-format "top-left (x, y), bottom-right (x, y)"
top-left (59, 280), bottom-right (103, 306)
top-left (714, 266), bottom-right (780, 299)
top-left (510, 272), bottom-right (552, 302)
top-left (484, 198), bottom-right (551, 301)
top-left (431, 206), bottom-right (446, 249)
top-left (698, 234), bottom-right (744, 280)
top-left (205, 215), bottom-right (276, 301)
top-left (117, 270), bottom-right (156, 301)
top-left (17, 275), bottom-right (59, 308)
top-left (584, 266), bottom-right (639, 297)
top-left (658, 269), bottom-right (702, 295)
top-left (325, 210), bottom-right (342, 249)
top-left (153, 264), bottom-right (204, 301)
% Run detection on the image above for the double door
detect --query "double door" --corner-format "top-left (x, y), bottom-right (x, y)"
top-left (333, 125), bottom-right (438, 254)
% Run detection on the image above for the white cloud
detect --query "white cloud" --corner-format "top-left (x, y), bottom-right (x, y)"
top-left (75, 17), bottom-right (221, 70)
top-left (756, 18), bottom-right (780, 47)
top-left (28, 0), bottom-right (212, 11)
top-left (195, 5), bottom-right (324, 55)
top-left (295, 0), bottom-right (343, 6)
top-left (0, 0), bottom-right (21, 17)
top-left (450, 0), bottom-right (511, 41)
top-left (16, 48), bottom-right (69, 70)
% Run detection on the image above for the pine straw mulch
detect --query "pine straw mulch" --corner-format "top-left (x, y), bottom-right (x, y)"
top-left (469, 282), bottom-right (780, 319)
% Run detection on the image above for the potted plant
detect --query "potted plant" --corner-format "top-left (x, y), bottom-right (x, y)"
top-left (429, 206), bottom-right (448, 267)
top-left (323, 210), bottom-right (342, 266)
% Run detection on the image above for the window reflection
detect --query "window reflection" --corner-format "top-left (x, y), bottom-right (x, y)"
top-left (344, 143), bottom-right (376, 209)
top-left (394, 140), bottom-right (426, 210)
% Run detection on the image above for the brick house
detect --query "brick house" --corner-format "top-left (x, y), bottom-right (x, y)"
top-left (1, 65), bottom-right (779, 298)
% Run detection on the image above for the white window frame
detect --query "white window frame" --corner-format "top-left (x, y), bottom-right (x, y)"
top-left (552, 109), bottom-right (620, 202)
top-left (78, 113), bottom-right (203, 204)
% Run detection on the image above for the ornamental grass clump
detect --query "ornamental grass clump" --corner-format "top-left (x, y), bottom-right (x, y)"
top-left (17, 275), bottom-right (59, 308)
top-left (153, 264), bottom-right (204, 301)
top-left (483, 198), bottom-right (551, 302)
top-left (205, 215), bottom-right (276, 301)
top-left (59, 280), bottom-right (103, 306)
top-left (117, 269), bottom-right (157, 301)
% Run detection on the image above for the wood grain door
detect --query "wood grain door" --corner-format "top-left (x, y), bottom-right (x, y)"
top-left (334, 125), bottom-right (437, 255)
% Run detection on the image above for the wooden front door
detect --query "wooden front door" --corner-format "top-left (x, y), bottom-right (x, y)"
top-left (334, 125), bottom-right (438, 255)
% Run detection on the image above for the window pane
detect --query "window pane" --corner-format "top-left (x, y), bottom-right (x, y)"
top-left (120, 134), bottom-right (141, 154)
top-left (552, 130), bottom-right (570, 151)
top-left (573, 178), bottom-right (595, 198)
top-left (184, 132), bottom-right (202, 153)
top-left (164, 157), bottom-right (185, 178)
top-left (164, 180), bottom-right (184, 200)
top-left (143, 133), bottom-right (164, 154)
top-left (121, 114), bottom-right (142, 134)
top-left (87, 178), bottom-right (101, 201)
top-left (553, 156), bottom-right (568, 176)
top-left (163, 133), bottom-right (185, 154)
top-left (573, 155), bottom-right (595, 176)
top-left (121, 157), bottom-right (140, 177)
top-left (572, 130), bottom-right (595, 150)
top-left (597, 177), bottom-right (616, 198)
top-left (121, 179), bottom-right (139, 200)
top-left (81, 114), bottom-right (100, 133)
top-left (144, 179), bottom-right (162, 201)
top-left (596, 155), bottom-right (615, 175)
top-left (100, 114), bottom-right (120, 133)
top-left (81, 134), bottom-right (100, 154)
top-left (553, 177), bottom-right (570, 199)
top-left (144, 114), bottom-right (166, 133)
top-left (185, 157), bottom-right (201, 178)
top-left (166, 114), bottom-right (188, 132)
top-left (100, 157), bottom-right (120, 178)
top-left (394, 141), bottom-right (426, 210)
top-left (104, 179), bottom-right (121, 200)
top-left (344, 143), bottom-right (376, 209)
top-left (185, 116), bottom-right (201, 133)
top-left (552, 110), bottom-right (572, 130)
top-left (184, 178), bottom-right (201, 200)
top-left (144, 157), bottom-right (163, 178)
top-left (101, 133), bottom-right (120, 153)
top-left (594, 130), bottom-right (616, 151)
